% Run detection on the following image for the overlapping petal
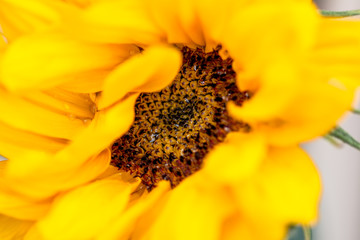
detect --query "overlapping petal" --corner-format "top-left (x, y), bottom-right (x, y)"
top-left (259, 78), bottom-right (357, 145)
top-left (0, 0), bottom-right (73, 41)
top-left (221, 1), bottom-right (318, 86)
top-left (98, 182), bottom-right (170, 240)
top-left (234, 146), bottom-right (321, 227)
top-left (26, 178), bottom-right (140, 240)
top-left (64, 0), bottom-right (165, 45)
top-left (0, 214), bottom-right (33, 240)
top-left (2, 95), bottom-right (137, 200)
top-left (203, 132), bottom-right (266, 183)
top-left (0, 0), bottom-right (358, 239)
top-left (98, 45), bottom-right (182, 109)
top-left (128, 141), bottom-right (321, 240)
top-left (309, 19), bottom-right (360, 80)
top-left (135, 174), bottom-right (235, 240)
top-left (0, 92), bottom-right (138, 220)
top-left (0, 87), bottom-right (87, 139)
top-left (0, 32), bottom-right (138, 92)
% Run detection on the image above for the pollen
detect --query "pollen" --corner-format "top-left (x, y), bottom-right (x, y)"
top-left (111, 47), bottom-right (250, 190)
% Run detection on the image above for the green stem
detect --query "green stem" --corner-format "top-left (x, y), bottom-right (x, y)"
top-left (320, 9), bottom-right (360, 17)
top-left (323, 135), bottom-right (342, 147)
top-left (302, 225), bottom-right (312, 240)
top-left (328, 127), bottom-right (360, 151)
top-left (352, 108), bottom-right (360, 114)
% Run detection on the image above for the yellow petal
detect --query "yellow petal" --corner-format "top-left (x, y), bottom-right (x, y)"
top-left (0, 188), bottom-right (51, 220)
top-left (144, 0), bottom-right (207, 46)
top-left (144, 0), bottom-right (191, 44)
top-left (204, 132), bottom-right (266, 183)
top-left (221, 213), bottom-right (287, 240)
top-left (98, 181), bottom-right (170, 240)
top-left (3, 95), bottom-right (137, 200)
top-left (22, 88), bottom-right (95, 119)
top-left (4, 148), bottom-right (110, 200)
top-left (94, 165), bottom-right (126, 181)
top-left (140, 174), bottom-right (234, 240)
top-left (229, 60), bottom-right (300, 122)
top-left (222, 2), bottom-right (318, 81)
top-left (220, 215), bottom-right (252, 240)
top-left (197, 0), bottom-right (246, 51)
top-left (66, 0), bottom-right (164, 45)
top-left (0, 0), bottom-right (71, 41)
top-left (61, 0), bottom-right (92, 8)
top-left (234, 146), bottom-right (321, 224)
top-left (58, 69), bottom-right (110, 93)
top-left (0, 30), bottom-right (7, 50)
top-left (1, 32), bottom-right (137, 91)
top-left (261, 78), bottom-right (356, 146)
top-left (28, 178), bottom-right (139, 240)
top-left (0, 121), bottom-right (66, 160)
top-left (58, 94), bottom-right (138, 165)
top-left (308, 19), bottom-right (360, 80)
top-left (0, 214), bottom-right (33, 240)
top-left (98, 45), bottom-right (181, 109)
top-left (176, 0), bottom-right (205, 46)
top-left (0, 161), bottom-right (52, 220)
top-left (0, 87), bottom-right (86, 139)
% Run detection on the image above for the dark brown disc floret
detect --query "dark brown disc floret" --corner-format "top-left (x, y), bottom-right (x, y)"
top-left (111, 46), bottom-right (250, 190)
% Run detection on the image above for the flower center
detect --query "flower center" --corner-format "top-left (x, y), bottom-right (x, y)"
top-left (111, 47), bottom-right (250, 190)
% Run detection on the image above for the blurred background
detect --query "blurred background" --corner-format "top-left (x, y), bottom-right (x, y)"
top-left (315, 0), bottom-right (360, 11)
top-left (303, 1), bottom-right (360, 240)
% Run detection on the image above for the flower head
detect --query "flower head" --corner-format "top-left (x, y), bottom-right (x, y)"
top-left (0, 0), bottom-right (359, 239)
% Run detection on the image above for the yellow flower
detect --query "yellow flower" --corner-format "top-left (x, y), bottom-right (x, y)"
top-left (0, 0), bottom-right (359, 239)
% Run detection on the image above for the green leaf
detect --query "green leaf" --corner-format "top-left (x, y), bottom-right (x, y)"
top-left (323, 135), bottom-right (342, 147)
top-left (328, 127), bottom-right (360, 151)
top-left (352, 108), bottom-right (360, 114)
top-left (303, 226), bottom-right (312, 240)
top-left (320, 9), bottom-right (360, 17)
top-left (286, 225), bottom-right (312, 240)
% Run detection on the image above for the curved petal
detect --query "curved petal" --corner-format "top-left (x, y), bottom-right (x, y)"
top-left (1, 32), bottom-right (137, 92)
top-left (144, 0), bottom-right (206, 46)
top-left (0, 187), bottom-right (52, 220)
top-left (0, 87), bottom-right (87, 139)
top-left (22, 88), bottom-right (95, 119)
top-left (260, 78), bottom-right (356, 146)
top-left (65, 0), bottom-right (164, 45)
top-left (0, 161), bottom-right (52, 220)
top-left (0, 121), bottom-right (66, 160)
top-left (60, 0), bottom-right (93, 8)
top-left (221, 213), bottom-right (286, 240)
top-left (221, 2), bottom-right (318, 83)
top-left (203, 132), bottom-right (266, 183)
top-left (0, 214), bottom-right (33, 240)
top-left (228, 60), bottom-right (300, 122)
top-left (3, 148), bottom-right (110, 200)
top-left (98, 45), bottom-right (181, 109)
top-left (137, 174), bottom-right (235, 240)
top-left (98, 181), bottom-right (170, 240)
top-left (3, 95), bottom-right (137, 200)
top-left (58, 94), bottom-right (138, 165)
top-left (0, 0), bottom-right (72, 41)
top-left (197, 0), bottom-right (246, 50)
top-left (26, 178), bottom-right (140, 240)
top-left (58, 70), bottom-right (110, 93)
top-left (308, 19), bottom-right (360, 80)
top-left (234, 146), bottom-right (321, 225)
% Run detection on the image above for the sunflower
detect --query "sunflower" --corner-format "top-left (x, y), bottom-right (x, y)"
top-left (0, 0), bottom-right (359, 239)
